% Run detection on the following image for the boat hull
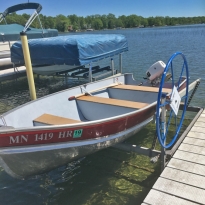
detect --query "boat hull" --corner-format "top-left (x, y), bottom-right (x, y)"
top-left (0, 117), bottom-right (152, 179)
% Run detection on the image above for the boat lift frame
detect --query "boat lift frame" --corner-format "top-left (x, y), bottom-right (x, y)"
top-left (0, 54), bottom-right (122, 83)
top-left (54, 54), bottom-right (123, 82)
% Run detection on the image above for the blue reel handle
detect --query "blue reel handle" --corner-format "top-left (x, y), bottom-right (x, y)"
top-left (156, 52), bottom-right (189, 149)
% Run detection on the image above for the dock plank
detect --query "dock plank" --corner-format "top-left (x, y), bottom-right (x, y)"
top-left (153, 178), bottom-right (205, 204)
top-left (168, 158), bottom-right (205, 176)
top-left (178, 143), bottom-right (205, 155)
top-left (190, 126), bottom-right (205, 134)
top-left (187, 131), bottom-right (205, 140)
top-left (201, 113), bottom-right (205, 118)
top-left (143, 189), bottom-right (198, 205)
top-left (183, 137), bottom-right (205, 147)
top-left (196, 116), bottom-right (205, 122)
top-left (194, 121), bottom-right (205, 127)
top-left (161, 167), bottom-right (205, 189)
top-left (174, 150), bottom-right (205, 165)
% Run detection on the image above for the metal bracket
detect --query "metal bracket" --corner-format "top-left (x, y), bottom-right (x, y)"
top-left (80, 86), bottom-right (93, 96)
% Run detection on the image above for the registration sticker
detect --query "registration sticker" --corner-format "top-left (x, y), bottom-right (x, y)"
top-left (73, 129), bottom-right (83, 138)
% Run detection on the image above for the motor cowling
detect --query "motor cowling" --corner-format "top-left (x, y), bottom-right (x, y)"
top-left (146, 61), bottom-right (166, 81)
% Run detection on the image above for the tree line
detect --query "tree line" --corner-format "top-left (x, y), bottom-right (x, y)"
top-left (1, 12), bottom-right (205, 32)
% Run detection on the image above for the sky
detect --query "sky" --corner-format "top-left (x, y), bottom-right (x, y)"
top-left (1, 0), bottom-right (205, 18)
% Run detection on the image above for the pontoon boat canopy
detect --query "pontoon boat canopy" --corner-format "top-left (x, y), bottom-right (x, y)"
top-left (11, 34), bottom-right (128, 66)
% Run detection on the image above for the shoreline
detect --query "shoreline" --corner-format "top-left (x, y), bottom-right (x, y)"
top-left (59, 23), bottom-right (205, 33)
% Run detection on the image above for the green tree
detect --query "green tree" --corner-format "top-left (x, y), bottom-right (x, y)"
top-left (126, 15), bottom-right (139, 27)
top-left (100, 15), bottom-right (108, 28)
top-left (118, 15), bottom-right (127, 27)
top-left (78, 16), bottom-right (85, 30)
top-left (1, 11), bottom-right (204, 30)
top-left (140, 17), bottom-right (148, 27)
top-left (43, 16), bottom-right (55, 29)
top-left (115, 19), bottom-right (123, 28)
top-left (147, 17), bottom-right (155, 26)
top-left (55, 14), bottom-right (70, 32)
top-left (4, 13), bottom-right (17, 24)
top-left (72, 22), bottom-right (79, 31)
top-left (154, 16), bottom-right (165, 26)
top-left (84, 15), bottom-right (93, 29)
top-left (165, 16), bottom-right (171, 25)
top-left (108, 19), bottom-right (115, 29)
top-left (107, 13), bottom-right (116, 29)
top-left (170, 17), bottom-right (177, 25)
top-left (68, 14), bottom-right (78, 25)
top-left (93, 18), bottom-right (103, 30)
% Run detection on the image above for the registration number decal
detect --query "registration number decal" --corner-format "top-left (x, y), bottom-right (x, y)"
top-left (73, 129), bottom-right (83, 138)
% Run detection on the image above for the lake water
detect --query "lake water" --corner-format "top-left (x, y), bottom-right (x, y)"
top-left (0, 24), bottom-right (204, 205)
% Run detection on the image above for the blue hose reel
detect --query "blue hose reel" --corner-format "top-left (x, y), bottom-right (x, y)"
top-left (156, 52), bottom-right (189, 149)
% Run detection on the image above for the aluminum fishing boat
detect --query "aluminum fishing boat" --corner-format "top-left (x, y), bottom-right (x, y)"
top-left (0, 33), bottom-right (199, 179)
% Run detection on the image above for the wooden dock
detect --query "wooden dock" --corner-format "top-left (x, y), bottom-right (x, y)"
top-left (143, 109), bottom-right (205, 204)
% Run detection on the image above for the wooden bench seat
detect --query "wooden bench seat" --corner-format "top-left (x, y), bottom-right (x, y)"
top-left (77, 96), bottom-right (149, 109)
top-left (33, 113), bottom-right (81, 125)
top-left (111, 84), bottom-right (172, 93)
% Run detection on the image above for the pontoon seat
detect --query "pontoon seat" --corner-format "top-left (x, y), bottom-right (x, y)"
top-left (33, 113), bottom-right (81, 126)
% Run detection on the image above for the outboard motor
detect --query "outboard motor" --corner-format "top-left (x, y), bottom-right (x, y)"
top-left (146, 61), bottom-right (166, 86)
